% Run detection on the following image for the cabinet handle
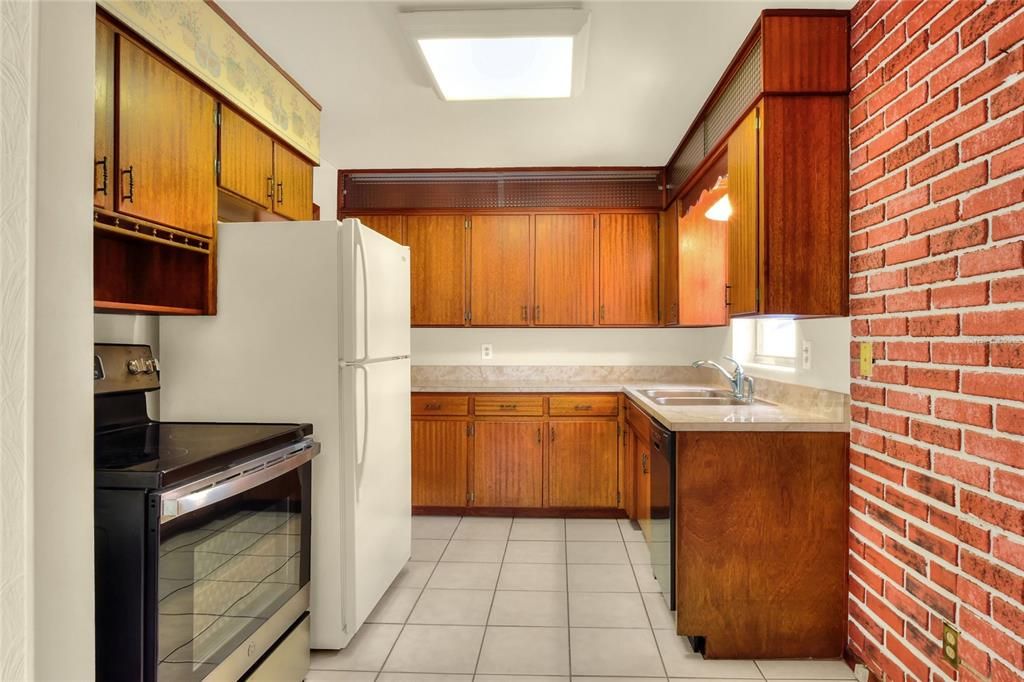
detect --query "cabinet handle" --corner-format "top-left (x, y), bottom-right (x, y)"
top-left (537, 427), bottom-right (542, 444)
top-left (599, 304), bottom-right (606, 321)
top-left (574, 404), bottom-right (593, 411)
top-left (277, 182), bottom-right (284, 204)
top-left (424, 402), bottom-right (442, 410)
top-left (95, 157), bottom-right (108, 195)
top-left (725, 284), bottom-right (731, 307)
top-left (266, 176), bottom-right (274, 200)
top-left (521, 305), bottom-right (528, 322)
top-left (121, 165), bottom-right (134, 203)
top-left (498, 403), bottom-right (517, 410)
top-left (535, 305), bottom-right (541, 322)
top-left (641, 452), bottom-right (649, 474)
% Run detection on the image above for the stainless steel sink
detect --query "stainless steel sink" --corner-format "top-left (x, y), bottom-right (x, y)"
top-left (640, 388), bottom-right (728, 399)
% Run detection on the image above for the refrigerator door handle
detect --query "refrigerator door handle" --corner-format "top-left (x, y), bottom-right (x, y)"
top-left (352, 364), bottom-right (370, 500)
top-left (352, 223), bottom-right (371, 363)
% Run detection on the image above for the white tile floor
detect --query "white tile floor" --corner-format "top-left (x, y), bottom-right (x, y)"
top-left (309, 516), bottom-right (856, 682)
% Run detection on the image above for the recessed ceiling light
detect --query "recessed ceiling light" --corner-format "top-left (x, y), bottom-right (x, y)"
top-left (400, 8), bottom-right (590, 102)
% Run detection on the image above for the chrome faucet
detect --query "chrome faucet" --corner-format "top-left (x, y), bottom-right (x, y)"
top-left (692, 356), bottom-right (755, 403)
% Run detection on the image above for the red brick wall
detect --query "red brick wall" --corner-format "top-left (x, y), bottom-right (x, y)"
top-left (848, 0), bottom-right (1024, 680)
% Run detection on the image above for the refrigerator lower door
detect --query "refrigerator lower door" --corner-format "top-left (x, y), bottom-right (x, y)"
top-left (340, 219), bottom-right (411, 363)
top-left (339, 357), bottom-right (411, 643)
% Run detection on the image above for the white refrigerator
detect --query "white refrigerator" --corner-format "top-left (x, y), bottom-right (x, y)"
top-left (159, 219), bottom-right (412, 650)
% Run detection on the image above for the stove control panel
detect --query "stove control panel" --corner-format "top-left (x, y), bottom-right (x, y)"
top-left (94, 344), bottom-right (160, 395)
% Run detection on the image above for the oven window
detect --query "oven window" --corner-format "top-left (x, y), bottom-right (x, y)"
top-left (154, 465), bottom-right (310, 680)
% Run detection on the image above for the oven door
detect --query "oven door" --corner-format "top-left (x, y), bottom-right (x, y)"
top-left (148, 440), bottom-right (317, 681)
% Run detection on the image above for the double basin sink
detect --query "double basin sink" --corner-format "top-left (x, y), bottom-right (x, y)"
top-left (639, 388), bottom-right (763, 407)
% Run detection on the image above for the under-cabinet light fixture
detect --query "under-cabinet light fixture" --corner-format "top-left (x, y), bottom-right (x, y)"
top-left (400, 8), bottom-right (591, 101)
top-left (705, 194), bottom-right (733, 221)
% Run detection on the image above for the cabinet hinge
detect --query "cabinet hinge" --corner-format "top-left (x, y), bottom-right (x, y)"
top-left (754, 108), bottom-right (760, 130)
top-left (464, 218), bottom-right (471, 230)
top-left (465, 311), bottom-right (472, 322)
top-left (467, 423), bottom-right (475, 436)
top-left (215, 108), bottom-right (222, 127)
top-left (467, 491), bottom-right (476, 503)
top-left (755, 287), bottom-right (761, 307)
top-left (215, 158), bottom-right (221, 177)
top-left (617, 491), bottom-right (622, 505)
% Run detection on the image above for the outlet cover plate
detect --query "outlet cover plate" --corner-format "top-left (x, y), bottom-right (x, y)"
top-left (481, 344), bottom-right (493, 360)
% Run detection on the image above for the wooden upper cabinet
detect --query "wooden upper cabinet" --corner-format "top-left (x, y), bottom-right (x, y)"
top-left (94, 19), bottom-right (115, 211)
top-left (598, 213), bottom-right (659, 326)
top-left (761, 14), bottom-right (850, 93)
top-left (472, 421), bottom-right (544, 508)
top-left (534, 214), bottom-right (595, 326)
top-left (658, 202), bottom-right (680, 326)
top-left (117, 38), bottom-right (217, 237)
top-left (761, 95), bottom-right (849, 316)
top-left (547, 421), bottom-right (618, 508)
top-left (219, 106), bottom-right (274, 209)
top-left (273, 143), bottom-right (313, 221)
top-left (727, 106), bottom-right (761, 316)
top-left (350, 215), bottom-right (406, 245)
top-left (407, 215), bottom-right (466, 326)
top-left (412, 419), bottom-right (468, 508)
top-left (469, 215), bottom-right (532, 326)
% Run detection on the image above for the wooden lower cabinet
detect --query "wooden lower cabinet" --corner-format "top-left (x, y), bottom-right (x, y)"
top-left (675, 430), bottom-right (848, 659)
top-left (411, 420), bottom-right (469, 507)
top-left (473, 421), bottom-right (544, 508)
top-left (411, 393), bottom-right (622, 514)
top-left (547, 421), bottom-right (617, 508)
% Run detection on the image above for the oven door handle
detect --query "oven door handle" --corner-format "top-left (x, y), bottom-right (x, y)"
top-left (158, 439), bottom-right (320, 525)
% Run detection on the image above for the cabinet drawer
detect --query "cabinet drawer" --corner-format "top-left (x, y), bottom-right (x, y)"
top-left (474, 395), bottom-right (544, 416)
top-left (550, 395), bottom-right (619, 417)
top-left (413, 395), bottom-right (469, 416)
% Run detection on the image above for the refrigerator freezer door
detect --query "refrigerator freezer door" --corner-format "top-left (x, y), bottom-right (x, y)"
top-left (340, 219), bottom-right (411, 362)
top-left (339, 357), bottom-right (412, 639)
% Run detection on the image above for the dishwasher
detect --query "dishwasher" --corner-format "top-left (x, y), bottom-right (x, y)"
top-left (649, 421), bottom-right (675, 609)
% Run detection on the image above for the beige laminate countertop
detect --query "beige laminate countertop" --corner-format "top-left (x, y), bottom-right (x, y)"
top-left (411, 380), bottom-right (849, 433)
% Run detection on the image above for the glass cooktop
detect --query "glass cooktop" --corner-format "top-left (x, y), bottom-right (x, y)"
top-left (94, 421), bottom-right (312, 490)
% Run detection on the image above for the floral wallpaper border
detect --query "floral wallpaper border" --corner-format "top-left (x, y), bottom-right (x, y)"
top-left (100, 0), bottom-right (320, 163)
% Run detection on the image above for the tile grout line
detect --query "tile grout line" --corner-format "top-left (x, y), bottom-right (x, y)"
top-left (375, 515), bottom-right (463, 679)
top-left (472, 516), bottom-right (514, 678)
top-left (563, 517), bottom-right (572, 679)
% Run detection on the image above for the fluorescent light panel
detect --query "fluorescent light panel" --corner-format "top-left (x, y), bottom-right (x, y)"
top-left (419, 36), bottom-right (574, 101)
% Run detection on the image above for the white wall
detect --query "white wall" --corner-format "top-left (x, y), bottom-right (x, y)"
top-left (313, 158), bottom-right (339, 220)
top-left (411, 327), bottom-right (728, 366)
top-left (412, 318), bottom-right (851, 394)
top-left (28, 1), bottom-right (95, 679)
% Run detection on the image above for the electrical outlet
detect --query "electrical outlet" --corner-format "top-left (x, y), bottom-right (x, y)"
top-left (942, 622), bottom-right (960, 668)
top-left (481, 344), bottom-right (493, 360)
top-left (859, 342), bottom-right (874, 377)
top-left (801, 340), bottom-right (812, 370)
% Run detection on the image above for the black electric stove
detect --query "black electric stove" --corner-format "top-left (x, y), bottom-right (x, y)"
top-left (93, 344), bottom-right (319, 681)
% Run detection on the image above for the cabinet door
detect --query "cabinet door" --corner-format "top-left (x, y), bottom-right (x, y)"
top-left (534, 214), bottom-right (595, 326)
top-left (407, 215), bottom-right (466, 326)
top-left (598, 214), bottom-right (659, 325)
top-left (727, 106), bottom-right (761, 316)
top-left (659, 202), bottom-right (680, 326)
top-left (472, 421), bottom-right (544, 508)
top-left (469, 215), bottom-right (532, 326)
top-left (547, 421), bottom-right (618, 508)
top-left (679, 184), bottom-right (729, 326)
top-left (412, 420), bottom-right (469, 507)
top-left (350, 215), bottom-right (406, 245)
top-left (94, 19), bottom-right (115, 211)
top-left (273, 143), bottom-right (313, 220)
top-left (219, 107), bottom-right (274, 209)
top-left (118, 38), bottom-right (216, 237)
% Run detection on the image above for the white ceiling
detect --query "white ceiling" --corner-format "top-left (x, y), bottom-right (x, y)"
top-left (219, 0), bottom-right (853, 170)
